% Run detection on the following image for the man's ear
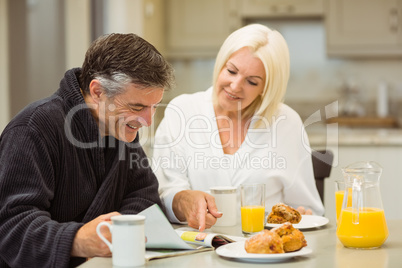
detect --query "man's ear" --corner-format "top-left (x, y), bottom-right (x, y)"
top-left (88, 80), bottom-right (104, 104)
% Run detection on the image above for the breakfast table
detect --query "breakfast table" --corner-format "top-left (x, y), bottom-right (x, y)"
top-left (79, 219), bottom-right (402, 268)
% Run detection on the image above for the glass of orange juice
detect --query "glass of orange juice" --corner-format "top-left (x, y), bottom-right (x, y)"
top-left (335, 181), bottom-right (345, 222)
top-left (240, 184), bottom-right (265, 236)
top-left (335, 181), bottom-right (352, 223)
top-left (335, 181), bottom-right (344, 222)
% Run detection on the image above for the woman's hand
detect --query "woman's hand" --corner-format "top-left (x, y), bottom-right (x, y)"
top-left (296, 206), bottom-right (312, 215)
top-left (172, 190), bottom-right (223, 231)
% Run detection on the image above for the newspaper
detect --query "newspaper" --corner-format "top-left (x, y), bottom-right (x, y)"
top-left (139, 204), bottom-right (241, 260)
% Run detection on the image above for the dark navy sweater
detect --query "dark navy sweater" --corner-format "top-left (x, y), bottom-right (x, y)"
top-left (0, 68), bottom-right (163, 267)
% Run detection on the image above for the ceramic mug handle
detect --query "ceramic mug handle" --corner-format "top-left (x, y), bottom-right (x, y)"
top-left (96, 221), bottom-right (113, 252)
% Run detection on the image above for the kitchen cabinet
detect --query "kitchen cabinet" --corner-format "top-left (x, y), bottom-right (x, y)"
top-left (103, 0), bottom-right (166, 55)
top-left (326, 0), bottom-right (402, 57)
top-left (239, 0), bottom-right (324, 18)
top-left (141, 0), bottom-right (166, 55)
top-left (165, 0), bottom-right (240, 58)
top-left (165, 0), bottom-right (325, 59)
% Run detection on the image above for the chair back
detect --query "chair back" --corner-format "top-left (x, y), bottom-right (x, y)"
top-left (312, 150), bottom-right (334, 203)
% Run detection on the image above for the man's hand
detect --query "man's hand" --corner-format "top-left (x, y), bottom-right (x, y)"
top-left (71, 211), bottom-right (121, 258)
top-left (173, 190), bottom-right (223, 231)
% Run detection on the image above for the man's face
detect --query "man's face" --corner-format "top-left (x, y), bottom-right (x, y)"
top-left (97, 84), bottom-right (164, 143)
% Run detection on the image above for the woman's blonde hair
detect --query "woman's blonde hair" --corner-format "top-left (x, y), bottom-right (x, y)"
top-left (212, 24), bottom-right (290, 127)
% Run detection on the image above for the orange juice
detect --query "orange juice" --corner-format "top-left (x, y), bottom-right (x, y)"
top-left (241, 205), bottom-right (265, 233)
top-left (337, 207), bottom-right (388, 248)
top-left (335, 189), bottom-right (352, 222)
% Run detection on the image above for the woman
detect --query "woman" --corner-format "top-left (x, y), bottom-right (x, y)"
top-left (153, 24), bottom-right (324, 231)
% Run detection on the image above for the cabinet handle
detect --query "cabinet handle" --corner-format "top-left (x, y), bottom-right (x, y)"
top-left (270, 4), bottom-right (294, 13)
top-left (287, 5), bottom-right (295, 13)
top-left (389, 8), bottom-right (398, 32)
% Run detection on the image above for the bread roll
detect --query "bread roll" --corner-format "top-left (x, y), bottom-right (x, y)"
top-left (244, 230), bottom-right (284, 254)
top-left (272, 222), bottom-right (307, 252)
top-left (267, 203), bottom-right (301, 224)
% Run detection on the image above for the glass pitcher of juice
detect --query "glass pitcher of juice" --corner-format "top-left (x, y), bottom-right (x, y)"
top-left (336, 161), bottom-right (388, 249)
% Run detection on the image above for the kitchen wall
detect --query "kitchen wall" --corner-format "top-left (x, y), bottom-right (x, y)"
top-left (167, 18), bottom-right (402, 121)
top-left (5, 0), bottom-right (66, 122)
top-left (27, 0), bottom-right (66, 107)
top-left (1, 0), bottom-right (90, 132)
top-left (1, 0), bottom-right (161, 132)
top-left (4, 2), bottom-right (402, 130)
top-left (0, 0), bottom-right (10, 132)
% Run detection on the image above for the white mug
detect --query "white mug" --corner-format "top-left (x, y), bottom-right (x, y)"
top-left (210, 186), bottom-right (237, 226)
top-left (96, 215), bottom-right (146, 268)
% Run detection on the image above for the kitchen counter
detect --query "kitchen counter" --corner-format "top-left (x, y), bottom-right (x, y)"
top-left (80, 220), bottom-right (402, 268)
top-left (306, 125), bottom-right (402, 146)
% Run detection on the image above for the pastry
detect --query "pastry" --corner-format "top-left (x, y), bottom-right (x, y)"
top-left (267, 203), bottom-right (302, 224)
top-left (272, 222), bottom-right (307, 252)
top-left (244, 230), bottom-right (284, 254)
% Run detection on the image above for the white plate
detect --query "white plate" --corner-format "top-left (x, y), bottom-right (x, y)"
top-left (266, 215), bottom-right (329, 229)
top-left (215, 241), bottom-right (312, 263)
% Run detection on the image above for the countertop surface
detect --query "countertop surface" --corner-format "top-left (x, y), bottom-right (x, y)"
top-left (306, 125), bottom-right (402, 146)
top-left (80, 219), bottom-right (402, 268)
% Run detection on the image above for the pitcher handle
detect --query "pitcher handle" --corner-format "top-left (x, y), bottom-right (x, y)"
top-left (352, 177), bottom-right (363, 224)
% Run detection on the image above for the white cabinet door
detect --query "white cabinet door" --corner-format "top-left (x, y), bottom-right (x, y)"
top-left (103, 0), bottom-right (166, 55)
top-left (326, 0), bottom-right (402, 57)
top-left (165, 0), bottom-right (240, 58)
top-left (142, 0), bottom-right (167, 55)
top-left (240, 0), bottom-right (324, 18)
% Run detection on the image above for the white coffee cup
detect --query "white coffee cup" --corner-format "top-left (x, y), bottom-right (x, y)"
top-left (210, 186), bottom-right (237, 227)
top-left (96, 215), bottom-right (146, 268)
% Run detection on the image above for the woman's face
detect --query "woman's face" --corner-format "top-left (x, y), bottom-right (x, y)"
top-left (215, 47), bottom-right (266, 115)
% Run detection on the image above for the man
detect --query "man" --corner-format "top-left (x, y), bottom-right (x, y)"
top-left (0, 33), bottom-right (174, 267)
